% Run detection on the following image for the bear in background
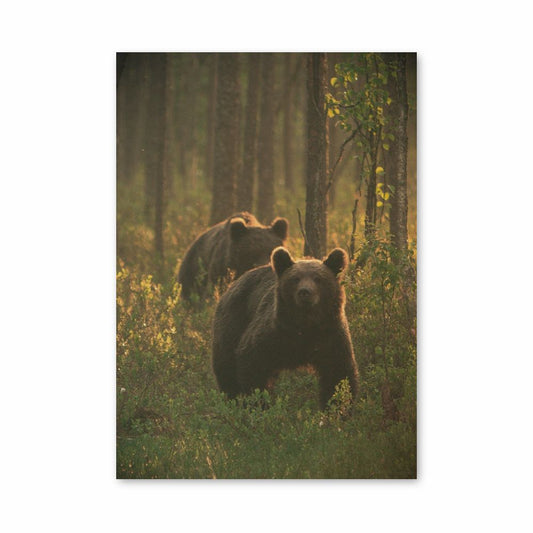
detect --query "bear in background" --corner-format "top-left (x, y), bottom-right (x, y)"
top-left (178, 212), bottom-right (289, 300)
top-left (212, 246), bottom-right (359, 409)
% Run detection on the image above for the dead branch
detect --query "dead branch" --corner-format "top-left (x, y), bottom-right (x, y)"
top-left (325, 123), bottom-right (362, 195)
top-left (296, 207), bottom-right (313, 257)
top-left (349, 198), bottom-right (359, 261)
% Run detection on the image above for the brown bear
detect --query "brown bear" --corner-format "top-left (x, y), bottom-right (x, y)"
top-left (212, 246), bottom-right (359, 409)
top-left (178, 212), bottom-right (289, 300)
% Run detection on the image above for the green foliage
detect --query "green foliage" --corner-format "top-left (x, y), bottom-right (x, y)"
top-left (116, 213), bottom-right (416, 478)
top-left (326, 53), bottom-right (392, 140)
top-left (327, 54), bottom-right (401, 228)
top-left (346, 236), bottom-right (417, 429)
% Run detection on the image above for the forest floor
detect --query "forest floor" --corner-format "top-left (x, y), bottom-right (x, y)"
top-left (116, 180), bottom-right (417, 479)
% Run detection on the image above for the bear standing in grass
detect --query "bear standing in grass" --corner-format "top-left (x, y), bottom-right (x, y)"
top-left (212, 246), bottom-right (359, 409)
top-left (178, 212), bottom-right (288, 300)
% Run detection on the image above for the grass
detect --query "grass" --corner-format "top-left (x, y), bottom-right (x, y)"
top-left (116, 175), bottom-right (417, 479)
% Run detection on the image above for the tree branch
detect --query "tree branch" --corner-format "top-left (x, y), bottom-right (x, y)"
top-left (325, 123), bottom-right (362, 195)
top-left (297, 207), bottom-right (313, 257)
top-left (349, 198), bottom-right (359, 261)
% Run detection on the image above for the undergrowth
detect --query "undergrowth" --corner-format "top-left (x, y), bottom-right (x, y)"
top-left (116, 180), bottom-right (417, 479)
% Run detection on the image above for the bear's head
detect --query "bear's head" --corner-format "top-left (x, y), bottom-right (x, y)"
top-left (271, 247), bottom-right (348, 326)
top-left (228, 215), bottom-right (289, 277)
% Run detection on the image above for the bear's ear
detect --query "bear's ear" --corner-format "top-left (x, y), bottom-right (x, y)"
top-left (230, 218), bottom-right (247, 241)
top-left (324, 248), bottom-right (348, 276)
top-left (272, 247), bottom-right (295, 277)
top-left (270, 217), bottom-right (289, 240)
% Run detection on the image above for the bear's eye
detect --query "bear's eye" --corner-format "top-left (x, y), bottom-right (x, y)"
top-left (313, 276), bottom-right (321, 284)
top-left (291, 277), bottom-right (300, 284)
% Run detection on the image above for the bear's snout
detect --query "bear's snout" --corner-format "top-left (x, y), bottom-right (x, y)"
top-left (296, 281), bottom-right (318, 306)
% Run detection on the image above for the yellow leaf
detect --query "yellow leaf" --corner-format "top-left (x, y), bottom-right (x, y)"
top-left (327, 108), bottom-right (335, 118)
top-left (376, 167), bottom-right (385, 175)
top-left (330, 77), bottom-right (338, 87)
top-left (377, 201), bottom-right (384, 207)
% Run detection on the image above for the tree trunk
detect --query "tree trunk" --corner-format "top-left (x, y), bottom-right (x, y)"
top-left (117, 54), bottom-right (144, 185)
top-left (164, 54), bottom-right (177, 198)
top-left (326, 52), bottom-right (341, 208)
top-left (143, 54), bottom-right (155, 224)
top-left (257, 53), bottom-right (275, 223)
top-left (282, 54), bottom-right (295, 192)
top-left (328, 109), bottom-right (338, 207)
top-left (237, 53), bottom-right (260, 212)
top-left (151, 54), bottom-right (168, 262)
top-left (186, 54), bottom-right (199, 190)
top-left (206, 53), bottom-right (217, 189)
top-left (391, 53), bottom-right (409, 251)
top-left (210, 53), bottom-right (241, 225)
top-left (382, 54), bottom-right (399, 239)
top-left (364, 133), bottom-right (379, 240)
top-left (175, 55), bottom-right (188, 190)
top-left (304, 53), bottom-right (329, 259)
top-left (141, 54), bottom-right (167, 260)
top-left (130, 54), bottom-right (148, 186)
top-left (116, 53), bottom-right (128, 88)
top-left (116, 54), bottom-right (129, 184)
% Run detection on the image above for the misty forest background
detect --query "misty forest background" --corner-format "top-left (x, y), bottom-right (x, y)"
top-left (116, 52), bottom-right (417, 478)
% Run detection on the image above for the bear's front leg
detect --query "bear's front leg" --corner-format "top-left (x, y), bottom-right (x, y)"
top-left (235, 339), bottom-right (279, 397)
top-left (315, 329), bottom-right (359, 410)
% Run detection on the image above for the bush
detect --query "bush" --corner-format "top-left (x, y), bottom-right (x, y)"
top-left (116, 232), bottom-right (416, 478)
top-left (116, 175), bottom-right (417, 478)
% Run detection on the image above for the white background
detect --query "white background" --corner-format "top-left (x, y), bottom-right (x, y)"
top-left (1, 1), bottom-right (532, 531)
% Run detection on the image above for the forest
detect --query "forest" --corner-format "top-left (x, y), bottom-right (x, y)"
top-left (116, 52), bottom-right (417, 479)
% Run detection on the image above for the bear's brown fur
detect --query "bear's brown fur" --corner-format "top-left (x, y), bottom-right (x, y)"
top-left (178, 212), bottom-right (289, 300)
top-left (212, 246), bottom-right (359, 409)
